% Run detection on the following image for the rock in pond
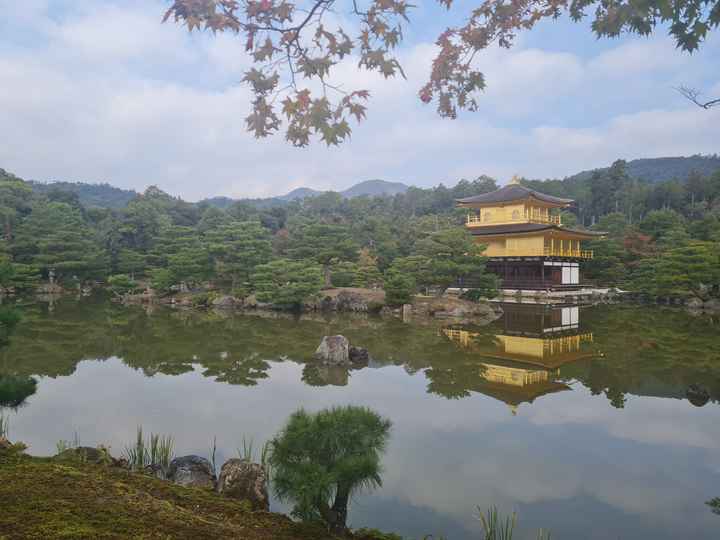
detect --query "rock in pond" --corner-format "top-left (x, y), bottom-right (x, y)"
top-left (216, 459), bottom-right (269, 511)
top-left (315, 335), bottom-right (350, 366)
top-left (212, 295), bottom-right (237, 309)
top-left (167, 455), bottom-right (216, 489)
top-left (687, 384), bottom-right (710, 407)
top-left (349, 346), bottom-right (370, 366)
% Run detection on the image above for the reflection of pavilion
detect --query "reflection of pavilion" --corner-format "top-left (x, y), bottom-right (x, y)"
top-left (442, 303), bottom-right (598, 412)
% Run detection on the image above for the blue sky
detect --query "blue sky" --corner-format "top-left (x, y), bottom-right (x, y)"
top-left (0, 0), bottom-right (718, 200)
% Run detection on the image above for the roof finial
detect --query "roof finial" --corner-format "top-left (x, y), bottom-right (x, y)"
top-left (509, 175), bottom-right (521, 185)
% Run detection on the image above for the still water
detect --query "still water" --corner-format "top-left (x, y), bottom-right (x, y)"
top-left (1, 297), bottom-right (719, 539)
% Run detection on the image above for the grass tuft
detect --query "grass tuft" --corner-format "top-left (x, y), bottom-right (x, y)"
top-left (478, 506), bottom-right (516, 540)
top-left (123, 426), bottom-right (174, 471)
top-left (238, 436), bottom-right (272, 481)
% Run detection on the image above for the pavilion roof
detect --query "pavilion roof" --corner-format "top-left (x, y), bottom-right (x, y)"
top-left (456, 184), bottom-right (574, 207)
top-left (467, 223), bottom-right (605, 237)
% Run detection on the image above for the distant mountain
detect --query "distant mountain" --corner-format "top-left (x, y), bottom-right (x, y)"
top-left (341, 179), bottom-right (408, 198)
top-left (277, 179), bottom-right (409, 201)
top-left (278, 187), bottom-right (324, 201)
top-left (566, 155), bottom-right (720, 184)
top-left (10, 155), bottom-right (718, 211)
top-left (28, 181), bottom-right (138, 209)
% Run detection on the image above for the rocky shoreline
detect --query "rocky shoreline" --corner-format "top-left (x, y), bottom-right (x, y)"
top-left (5, 283), bottom-right (720, 318)
top-left (115, 287), bottom-right (507, 325)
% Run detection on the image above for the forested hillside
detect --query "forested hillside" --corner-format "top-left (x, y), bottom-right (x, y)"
top-left (1, 159), bottom-right (718, 303)
top-left (28, 180), bottom-right (138, 209)
top-left (566, 155), bottom-right (720, 185)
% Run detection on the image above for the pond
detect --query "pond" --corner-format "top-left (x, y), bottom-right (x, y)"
top-left (1, 296), bottom-right (719, 539)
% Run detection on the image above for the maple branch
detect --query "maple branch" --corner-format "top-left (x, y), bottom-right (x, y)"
top-left (676, 86), bottom-right (720, 109)
top-left (291, 0), bottom-right (335, 36)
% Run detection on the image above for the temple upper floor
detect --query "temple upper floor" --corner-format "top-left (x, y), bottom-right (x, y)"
top-left (457, 181), bottom-right (572, 229)
top-left (465, 203), bottom-right (562, 227)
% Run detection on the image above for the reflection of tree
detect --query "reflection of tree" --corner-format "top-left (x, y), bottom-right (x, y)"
top-left (0, 307), bottom-right (21, 345)
top-left (707, 497), bottom-right (720, 515)
top-left (302, 364), bottom-right (349, 387)
top-left (0, 375), bottom-right (37, 409)
top-left (559, 306), bottom-right (720, 408)
top-left (202, 353), bottom-right (271, 386)
top-left (424, 365), bottom-right (478, 399)
top-left (0, 306), bottom-right (38, 410)
top-left (3, 298), bottom-right (720, 412)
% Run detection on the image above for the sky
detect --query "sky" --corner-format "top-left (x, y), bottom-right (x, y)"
top-left (0, 0), bottom-right (718, 201)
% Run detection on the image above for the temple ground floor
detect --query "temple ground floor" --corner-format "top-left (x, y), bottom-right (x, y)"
top-left (460, 257), bottom-right (590, 291)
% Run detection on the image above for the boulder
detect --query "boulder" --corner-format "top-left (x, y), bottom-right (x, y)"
top-left (212, 295), bottom-right (237, 309)
top-left (686, 297), bottom-right (704, 310)
top-left (167, 455), bottom-right (216, 489)
top-left (349, 346), bottom-right (370, 366)
top-left (335, 291), bottom-right (369, 312)
top-left (216, 459), bottom-right (269, 511)
top-left (144, 463), bottom-right (167, 480)
top-left (315, 335), bottom-right (350, 366)
top-left (686, 384), bottom-right (710, 407)
top-left (703, 298), bottom-right (720, 313)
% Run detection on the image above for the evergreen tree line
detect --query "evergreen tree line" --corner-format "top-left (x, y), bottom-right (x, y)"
top-left (1, 160), bottom-right (719, 303)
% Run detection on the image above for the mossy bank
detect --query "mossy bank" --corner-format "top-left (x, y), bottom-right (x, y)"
top-left (0, 442), bottom-right (337, 539)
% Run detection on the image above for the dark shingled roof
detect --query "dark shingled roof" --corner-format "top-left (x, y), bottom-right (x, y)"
top-left (457, 184), bottom-right (574, 206)
top-left (468, 223), bottom-right (605, 237)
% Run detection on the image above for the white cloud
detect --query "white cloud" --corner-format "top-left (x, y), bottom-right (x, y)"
top-left (587, 38), bottom-right (687, 78)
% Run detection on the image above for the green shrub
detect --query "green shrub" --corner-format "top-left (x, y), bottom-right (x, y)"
top-left (149, 268), bottom-right (174, 294)
top-left (384, 274), bottom-right (415, 306)
top-left (330, 261), bottom-right (359, 287)
top-left (269, 406), bottom-right (392, 534)
top-left (252, 259), bottom-right (324, 309)
top-left (107, 274), bottom-right (140, 295)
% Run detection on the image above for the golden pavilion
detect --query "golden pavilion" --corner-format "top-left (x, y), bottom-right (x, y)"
top-left (456, 178), bottom-right (604, 290)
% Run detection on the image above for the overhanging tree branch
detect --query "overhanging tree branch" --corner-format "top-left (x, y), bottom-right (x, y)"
top-left (676, 86), bottom-right (720, 110)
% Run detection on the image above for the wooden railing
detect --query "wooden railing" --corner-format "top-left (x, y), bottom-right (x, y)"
top-left (497, 280), bottom-right (585, 290)
top-left (544, 247), bottom-right (593, 259)
top-left (496, 248), bottom-right (593, 259)
top-left (466, 214), bottom-right (562, 227)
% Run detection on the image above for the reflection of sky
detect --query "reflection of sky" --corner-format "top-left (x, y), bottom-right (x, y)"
top-left (7, 357), bottom-right (720, 540)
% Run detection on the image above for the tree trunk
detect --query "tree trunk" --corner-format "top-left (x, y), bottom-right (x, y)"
top-left (329, 486), bottom-right (350, 535)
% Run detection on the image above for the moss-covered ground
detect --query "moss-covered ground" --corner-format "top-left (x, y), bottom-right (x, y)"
top-left (0, 444), bottom-right (334, 539)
